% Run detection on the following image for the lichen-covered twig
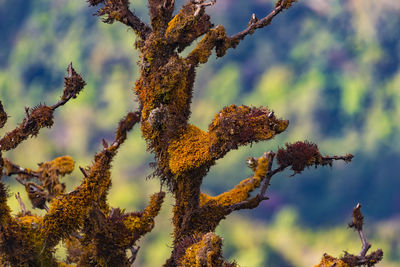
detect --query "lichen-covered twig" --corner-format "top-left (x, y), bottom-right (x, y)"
top-left (229, 151), bottom-right (276, 211)
top-left (2, 158), bottom-right (39, 178)
top-left (0, 63), bottom-right (85, 152)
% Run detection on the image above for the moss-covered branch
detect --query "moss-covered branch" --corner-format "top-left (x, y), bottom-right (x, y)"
top-left (0, 63), bottom-right (85, 152)
top-left (88, 0), bottom-right (152, 39)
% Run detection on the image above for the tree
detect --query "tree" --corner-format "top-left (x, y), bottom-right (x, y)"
top-left (0, 0), bottom-right (383, 266)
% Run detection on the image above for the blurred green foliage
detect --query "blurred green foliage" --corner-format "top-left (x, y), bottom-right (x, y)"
top-left (0, 0), bottom-right (399, 266)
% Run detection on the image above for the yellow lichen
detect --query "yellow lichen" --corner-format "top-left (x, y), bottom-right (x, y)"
top-left (123, 192), bottom-right (165, 242)
top-left (186, 25), bottom-right (228, 65)
top-left (314, 254), bottom-right (348, 267)
top-left (200, 155), bottom-right (269, 207)
top-left (180, 232), bottom-right (234, 267)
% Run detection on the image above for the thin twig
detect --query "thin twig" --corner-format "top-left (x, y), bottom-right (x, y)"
top-left (194, 0), bottom-right (216, 17)
top-left (230, 151), bottom-right (287, 211)
top-left (79, 166), bottom-right (88, 178)
top-left (129, 245), bottom-right (140, 265)
top-left (358, 228), bottom-right (371, 257)
top-left (322, 154), bottom-right (354, 163)
top-left (15, 176), bottom-right (26, 186)
top-left (70, 231), bottom-right (83, 240)
top-left (230, 3), bottom-right (284, 43)
top-left (15, 192), bottom-right (26, 216)
top-left (3, 158), bottom-right (40, 178)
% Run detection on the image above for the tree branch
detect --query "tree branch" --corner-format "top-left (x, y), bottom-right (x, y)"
top-left (337, 203), bottom-right (384, 266)
top-left (185, 0), bottom-right (298, 64)
top-left (0, 63), bottom-right (85, 152)
top-left (148, 0), bottom-right (175, 32)
top-left (229, 2), bottom-right (286, 46)
top-left (89, 0), bottom-right (152, 39)
top-left (208, 105), bottom-right (288, 161)
top-left (2, 158), bottom-right (39, 178)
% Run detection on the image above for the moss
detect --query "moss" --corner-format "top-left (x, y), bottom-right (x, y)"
top-left (0, 101), bottom-right (7, 128)
top-left (0, 213), bottom-right (57, 266)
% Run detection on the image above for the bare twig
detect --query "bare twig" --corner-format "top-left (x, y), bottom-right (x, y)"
top-left (230, 3), bottom-right (285, 44)
top-left (322, 154), bottom-right (354, 164)
top-left (79, 166), bottom-right (89, 178)
top-left (358, 228), bottom-right (371, 258)
top-left (15, 192), bottom-right (26, 216)
top-left (129, 245), bottom-right (140, 265)
top-left (43, 204), bottom-right (49, 212)
top-left (70, 231), bottom-right (83, 240)
top-left (194, 0), bottom-right (216, 17)
top-left (2, 158), bottom-right (39, 178)
top-left (15, 176), bottom-right (26, 186)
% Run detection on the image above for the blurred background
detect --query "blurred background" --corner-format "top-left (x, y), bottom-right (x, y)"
top-left (0, 0), bottom-right (399, 266)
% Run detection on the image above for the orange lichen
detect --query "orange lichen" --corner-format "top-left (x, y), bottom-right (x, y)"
top-left (314, 254), bottom-right (349, 267)
top-left (168, 124), bottom-right (212, 175)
